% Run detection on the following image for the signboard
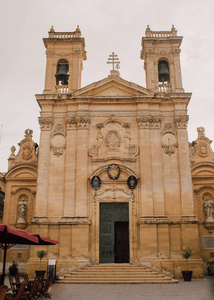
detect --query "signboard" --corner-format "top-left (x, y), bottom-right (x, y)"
top-left (202, 236), bottom-right (214, 250)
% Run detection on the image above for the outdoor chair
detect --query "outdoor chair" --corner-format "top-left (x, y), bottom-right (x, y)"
top-left (0, 285), bottom-right (8, 300)
top-left (5, 282), bottom-right (26, 300)
top-left (22, 277), bottom-right (39, 300)
top-left (39, 276), bottom-right (52, 299)
top-left (8, 277), bottom-right (18, 294)
top-left (14, 276), bottom-right (20, 284)
top-left (23, 274), bottom-right (29, 282)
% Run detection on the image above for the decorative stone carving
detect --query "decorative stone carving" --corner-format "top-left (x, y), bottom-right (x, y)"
top-left (204, 197), bottom-right (214, 222)
top-left (106, 130), bottom-right (121, 150)
top-left (66, 115), bottom-right (91, 129)
top-left (89, 115), bottom-right (138, 160)
top-left (172, 49), bottom-right (181, 56)
top-left (161, 123), bottom-right (178, 156)
top-left (174, 115), bottom-right (189, 129)
top-left (161, 123), bottom-right (176, 135)
top-left (25, 129), bottom-right (33, 139)
top-left (50, 124), bottom-right (66, 156)
top-left (97, 114), bottom-right (130, 129)
top-left (76, 116), bottom-right (91, 128)
top-left (21, 142), bottom-right (33, 160)
top-left (94, 186), bottom-right (135, 203)
top-left (197, 126), bottom-right (205, 137)
top-left (198, 141), bottom-right (209, 157)
top-left (17, 198), bottom-right (27, 224)
top-left (191, 127), bottom-right (213, 158)
top-left (136, 116), bottom-right (162, 129)
top-left (39, 117), bottom-right (53, 129)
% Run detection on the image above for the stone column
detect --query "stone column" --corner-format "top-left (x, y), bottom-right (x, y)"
top-left (75, 115), bottom-right (91, 217)
top-left (44, 48), bottom-right (55, 93)
top-left (137, 116), bottom-right (153, 217)
top-left (63, 116), bottom-right (77, 217)
top-left (34, 117), bottom-right (53, 219)
top-left (175, 115), bottom-right (195, 220)
top-left (150, 116), bottom-right (166, 216)
top-left (172, 50), bottom-right (183, 92)
top-left (72, 49), bottom-right (82, 90)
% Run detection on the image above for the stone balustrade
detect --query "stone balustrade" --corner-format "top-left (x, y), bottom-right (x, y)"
top-left (55, 85), bottom-right (68, 93)
top-left (52, 32), bottom-right (75, 38)
top-left (145, 25), bottom-right (177, 38)
top-left (159, 82), bottom-right (172, 93)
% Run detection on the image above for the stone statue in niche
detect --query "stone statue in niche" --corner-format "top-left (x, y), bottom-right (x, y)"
top-left (17, 198), bottom-right (27, 224)
top-left (204, 197), bottom-right (214, 222)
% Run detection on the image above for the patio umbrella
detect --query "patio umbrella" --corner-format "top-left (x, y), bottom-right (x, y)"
top-left (0, 224), bottom-right (39, 285)
top-left (30, 233), bottom-right (58, 245)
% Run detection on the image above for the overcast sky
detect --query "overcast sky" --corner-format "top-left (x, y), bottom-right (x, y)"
top-left (0, 0), bottom-right (214, 172)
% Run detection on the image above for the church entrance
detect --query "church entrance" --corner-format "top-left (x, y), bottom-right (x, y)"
top-left (99, 202), bottom-right (129, 263)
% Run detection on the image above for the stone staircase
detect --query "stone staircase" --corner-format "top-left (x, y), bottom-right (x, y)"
top-left (61, 264), bottom-right (178, 284)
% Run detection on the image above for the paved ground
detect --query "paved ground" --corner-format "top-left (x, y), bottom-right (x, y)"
top-left (49, 278), bottom-right (214, 300)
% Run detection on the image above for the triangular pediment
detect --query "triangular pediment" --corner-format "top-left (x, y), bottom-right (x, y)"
top-left (73, 75), bottom-right (154, 97)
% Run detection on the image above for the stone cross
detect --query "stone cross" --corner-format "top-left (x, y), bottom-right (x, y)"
top-left (107, 52), bottom-right (120, 71)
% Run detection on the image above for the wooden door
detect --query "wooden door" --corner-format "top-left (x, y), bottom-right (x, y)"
top-left (114, 221), bottom-right (129, 263)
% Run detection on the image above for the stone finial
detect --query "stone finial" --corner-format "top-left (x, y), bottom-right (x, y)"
top-left (171, 25), bottom-right (177, 36)
top-left (75, 25), bottom-right (81, 38)
top-left (145, 25), bottom-right (151, 36)
top-left (10, 146), bottom-right (16, 158)
top-left (25, 129), bottom-right (33, 139)
top-left (50, 26), bottom-right (55, 32)
top-left (197, 127), bottom-right (205, 137)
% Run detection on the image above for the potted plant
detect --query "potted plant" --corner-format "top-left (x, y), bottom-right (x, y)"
top-left (208, 264), bottom-right (214, 296)
top-left (9, 261), bottom-right (18, 276)
top-left (181, 247), bottom-right (193, 281)
top-left (35, 250), bottom-right (47, 277)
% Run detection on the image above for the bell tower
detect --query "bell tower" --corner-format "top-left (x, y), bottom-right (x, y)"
top-left (141, 25), bottom-right (184, 93)
top-left (43, 26), bottom-right (86, 94)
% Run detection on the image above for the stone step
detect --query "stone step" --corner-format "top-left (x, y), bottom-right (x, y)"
top-left (60, 265), bottom-right (178, 284)
top-left (63, 279), bottom-right (178, 284)
top-left (70, 270), bottom-right (159, 274)
top-left (65, 274), bottom-right (166, 278)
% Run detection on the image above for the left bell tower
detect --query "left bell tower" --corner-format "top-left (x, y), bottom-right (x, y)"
top-left (43, 26), bottom-right (86, 94)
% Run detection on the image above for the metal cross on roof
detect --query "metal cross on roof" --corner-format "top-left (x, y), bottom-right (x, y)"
top-left (107, 52), bottom-right (120, 71)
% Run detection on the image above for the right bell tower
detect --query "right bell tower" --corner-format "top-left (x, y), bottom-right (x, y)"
top-left (141, 25), bottom-right (184, 93)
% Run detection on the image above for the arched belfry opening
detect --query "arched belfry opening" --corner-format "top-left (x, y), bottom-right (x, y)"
top-left (55, 59), bottom-right (70, 86)
top-left (158, 60), bottom-right (170, 83)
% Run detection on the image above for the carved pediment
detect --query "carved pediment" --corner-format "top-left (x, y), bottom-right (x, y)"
top-left (89, 115), bottom-right (139, 162)
top-left (73, 76), bottom-right (154, 98)
top-left (191, 127), bottom-right (214, 159)
top-left (9, 129), bottom-right (38, 168)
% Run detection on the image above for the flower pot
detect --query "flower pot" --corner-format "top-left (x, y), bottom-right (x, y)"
top-left (182, 271), bottom-right (193, 281)
top-left (35, 270), bottom-right (46, 278)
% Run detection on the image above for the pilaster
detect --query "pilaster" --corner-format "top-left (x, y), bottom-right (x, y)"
top-left (75, 115), bottom-right (91, 217)
top-left (175, 115), bottom-right (195, 220)
top-left (150, 117), bottom-right (166, 216)
top-left (34, 117), bottom-right (53, 218)
top-left (137, 116), bottom-right (153, 217)
top-left (63, 116), bottom-right (77, 217)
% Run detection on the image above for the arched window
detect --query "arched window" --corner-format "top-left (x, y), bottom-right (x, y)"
top-left (158, 60), bottom-right (170, 83)
top-left (55, 59), bottom-right (69, 85)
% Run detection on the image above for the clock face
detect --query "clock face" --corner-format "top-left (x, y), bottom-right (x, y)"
top-left (161, 133), bottom-right (177, 145)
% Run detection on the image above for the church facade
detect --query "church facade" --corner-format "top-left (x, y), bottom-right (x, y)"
top-left (2, 26), bottom-right (214, 279)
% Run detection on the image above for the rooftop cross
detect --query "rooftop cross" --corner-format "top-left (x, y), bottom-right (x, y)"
top-left (107, 52), bottom-right (120, 71)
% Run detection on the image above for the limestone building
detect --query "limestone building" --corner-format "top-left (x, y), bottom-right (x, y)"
top-left (2, 25), bottom-right (214, 279)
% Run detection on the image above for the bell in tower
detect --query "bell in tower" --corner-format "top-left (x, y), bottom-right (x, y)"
top-left (55, 63), bottom-right (69, 85)
top-left (158, 60), bottom-right (170, 83)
